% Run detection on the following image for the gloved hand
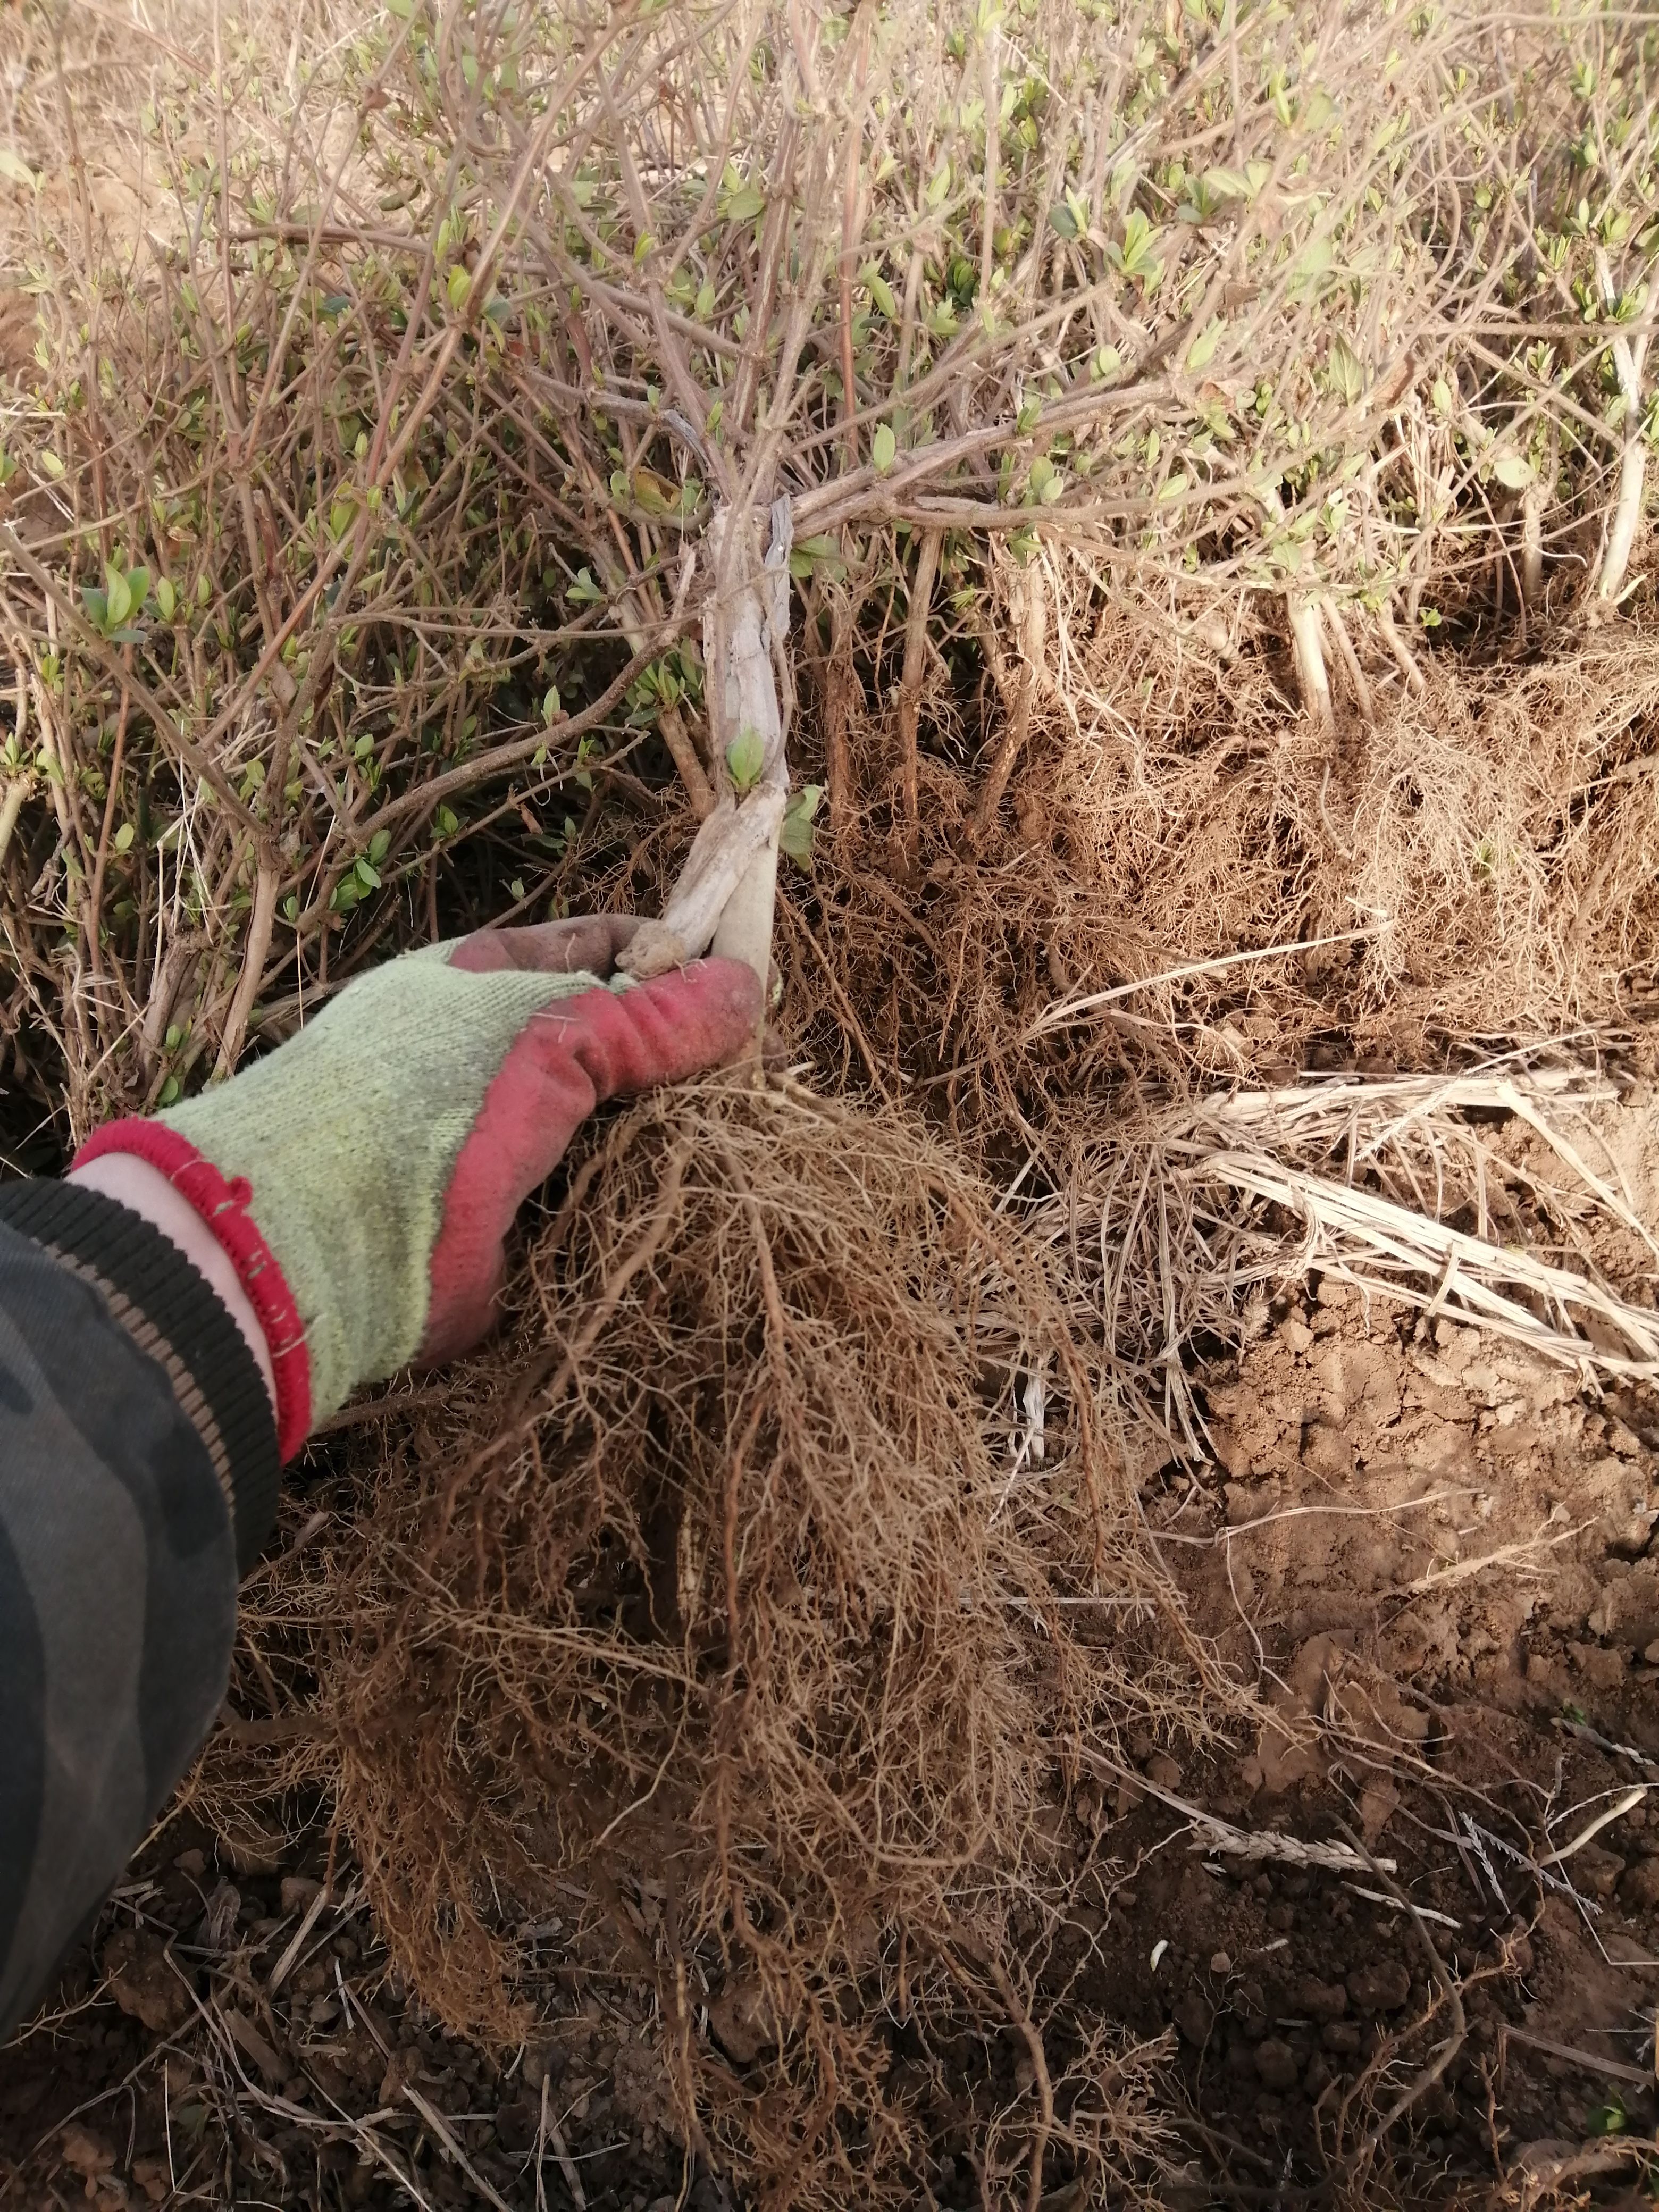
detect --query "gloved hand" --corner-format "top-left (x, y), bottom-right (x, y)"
top-left (73, 917), bottom-right (760, 1460)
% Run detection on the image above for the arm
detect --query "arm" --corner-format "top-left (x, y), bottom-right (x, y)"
top-left (0, 1187), bottom-right (275, 2041)
top-left (0, 918), bottom-right (759, 2040)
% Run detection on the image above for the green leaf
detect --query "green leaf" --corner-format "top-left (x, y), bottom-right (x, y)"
top-left (722, 177), bottom-right (766, 222)
top-left (368, 828), bottom-right (392, 865)
top-left (355, 857), bottom-right (382, 891)
top-left (725, 726), bottom-right (765, 793)
top-left (154, 575), bottom-right (177, 621)
top-left (125, 565), bottom-right (150, 614)
top-left (780, 783), bottom-right (823, 862)
top-left (37, 449), bottom-right (63, 480)
top-left (1048, 200), bottom-right (1079, 240)
top-left (1185, 318), bottom-right (1224, 372)
top-left (789, 532), bottom-right (848, 582)
top-left (509, 877), bottom-right (525, 901)
top-left (1108, 208), bottom-right (1164, 286)
top-left (861, 263), bottom-right (897, 319)
top-left (113, 822), bottom-right (135, 853)
top-left (1586, 2101), bottom-right (1627, 2138)
top-left (447, 264), bottom-right (471, 312)
top-left (1204, 166), bottom-right (1251, 201)
top-left (1492, 450), bottom-right (1534, 491)
top-left (695, 279), bottom-right (715, 319)
top-left (872, 423), bottom-right (898, 475)
top-left (104, 564), bottom-right (132, 629)
top-left (925, 156), bottom-right (951, 208)
top-left (566, 567), bottom-right (605, 605)
top-left (1323, 332), bottom-right (1365, 405)
top-left (433, 803), bottom-right (460, 839)
top-left (0, 149), bottom-right (39, 191)
top-left (157, 1076), bottom-right (180, 1108)
top-left (543, 684), bottom-right (562, 723)
top-left (80, 587), bottom-right (109, 631)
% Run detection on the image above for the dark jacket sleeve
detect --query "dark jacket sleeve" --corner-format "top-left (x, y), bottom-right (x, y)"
top-left (0, 1182), bottom-right (279, 2041)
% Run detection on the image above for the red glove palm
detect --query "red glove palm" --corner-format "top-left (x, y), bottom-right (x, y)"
top-left (76, 917), bottom-right (760, 1454)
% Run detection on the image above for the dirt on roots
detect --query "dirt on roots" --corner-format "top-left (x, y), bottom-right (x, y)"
top-left (183, 1078), bottom-right (1226, 2210)
top-left (790, 562), bottom-right (1659, 1129)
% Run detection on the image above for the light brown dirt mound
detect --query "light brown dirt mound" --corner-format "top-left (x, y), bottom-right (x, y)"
top-left (1104, 1271), bottom-right (1659, 2202)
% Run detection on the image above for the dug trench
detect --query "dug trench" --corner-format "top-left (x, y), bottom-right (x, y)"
top-left (10, 1163), bottom-right (1659, 2211)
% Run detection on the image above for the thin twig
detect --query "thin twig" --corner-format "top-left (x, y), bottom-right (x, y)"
top-left (1335, 1819), bottom-right (1467, 2165)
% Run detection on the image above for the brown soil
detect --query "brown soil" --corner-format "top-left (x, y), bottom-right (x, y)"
top-left (10, 1103), bottom-right (1659, 2210)
top-left (1115, 1270), bottom-right (1659, 2200)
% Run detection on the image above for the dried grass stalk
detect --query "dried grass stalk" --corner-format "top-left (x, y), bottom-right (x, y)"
top-left (1040, 1054), bottom-right (1659, 1462)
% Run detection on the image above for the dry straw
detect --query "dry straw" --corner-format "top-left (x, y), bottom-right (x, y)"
top-left (1041, 1051), bottom-right (1659, 1463)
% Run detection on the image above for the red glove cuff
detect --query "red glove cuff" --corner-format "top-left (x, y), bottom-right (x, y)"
top-left (73, 1120), bottom-right (313, 1462)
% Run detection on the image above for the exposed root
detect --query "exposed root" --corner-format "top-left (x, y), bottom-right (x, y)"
top-left (1595, 248), bottom-right (1652, 610)
top-left (897, 528), bottom-right (942, 862)
top-left (203, 1078), bottom-right (1228, 2209)
top-left (1288, 594), bottom-right (1334, 731)
top-left (786, 559), bottom-right (1659, 1137)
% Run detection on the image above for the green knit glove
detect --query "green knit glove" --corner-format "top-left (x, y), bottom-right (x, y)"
top-left (74, 916), bottom-right (760, 1455)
